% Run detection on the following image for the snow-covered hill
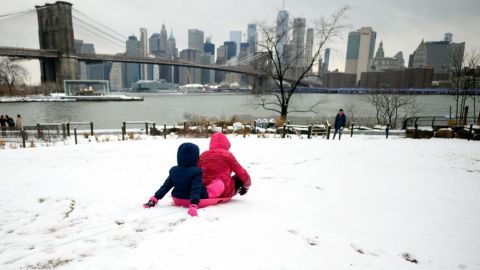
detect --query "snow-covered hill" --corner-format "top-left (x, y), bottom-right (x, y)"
top-left (1, 136), bottom-right (479, 269)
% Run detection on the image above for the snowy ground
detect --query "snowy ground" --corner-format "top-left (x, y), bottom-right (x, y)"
top-left (0, 135), bottom-right (479, 270)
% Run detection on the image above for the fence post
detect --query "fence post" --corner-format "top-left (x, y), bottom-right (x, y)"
top-left (463, 106), bottom-right (469, 125)
top-left (350, 122), bottom-right (354, 137)
top-left (90, 122), bottom-right (94, 136)
top-left (36, 123), bottom-right (41, 139)
top-left (431, 117), bottom-right (436, 129)
top-left (74, 128), bottom-right (78, 145)
top-left (145, 122), bottom-right (149, 135)
top-left (468, 124), bottom-right (473, 141)
top-left (62, 123), bottom-right (66, 139)
top-left (282, 124), bottom-right (287, 138)
top-left (22, 129), bottom-right (26, 148)
top-left (67, 121), bottom-right (70, 137)
top-left (307, 125), bottom-right (313, 139)
top-left (152, 123), bottom-right (156, 135)
top-left (163, 124), bottom-right (167, 139)
top-left (414, 121), bottom-right (419, 139)
top-left (386, 123), bottom-right (390, 139)
top-left (326, 124), bottom-right (331, 140)
top-left (253, 121), bottom-right (257, 135)
top-left (243, 123), bottom-right (247, 138)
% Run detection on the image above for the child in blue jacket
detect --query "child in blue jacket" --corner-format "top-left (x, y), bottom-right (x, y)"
top-left (143, 142), bottom-right (224, 216)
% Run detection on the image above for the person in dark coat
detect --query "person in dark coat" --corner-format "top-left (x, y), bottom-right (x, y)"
top-left (333, 109), bottom-right (347, 140)
top-left (143, 142), bottom-right (225, 216)
top-left (0, 115), bottom-right (6, 136)
top-left (5, 115), bottom-right (15, 129)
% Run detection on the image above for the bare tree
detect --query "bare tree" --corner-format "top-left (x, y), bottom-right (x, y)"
top-left (366, 90), bottom-right (418, 129)
top-left (254, 7), bottom-right (348, 124)
top-left (451, 49), bottom-right (479, 122)
top-left (0, 57), bottom-right (27, 95)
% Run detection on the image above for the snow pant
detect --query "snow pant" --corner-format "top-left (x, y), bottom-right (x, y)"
top-left (206, 179), bottom-right (225, 198)
top-left (332, 128), bottom-right (342, 140)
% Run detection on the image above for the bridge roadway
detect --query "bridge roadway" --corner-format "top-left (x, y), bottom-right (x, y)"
top-left (0, 46), bottom-right (268, 76)
top-left (0, 46), bottom-right (322, 86)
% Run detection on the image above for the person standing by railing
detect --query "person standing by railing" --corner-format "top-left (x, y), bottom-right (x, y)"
top-left (0, 115), bottom-right (6, 136)
top-left (333, 109), bottom-right (347, 140)
top-left (16, 114), bottom-right (23, 130)
top-left (5, 115), bottom-right (15, 130)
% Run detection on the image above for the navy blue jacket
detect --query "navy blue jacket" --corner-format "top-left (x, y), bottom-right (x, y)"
top-left (154, 143), bottom-right (208, 205)
top-left (334, 113), bottom-right (347, 130)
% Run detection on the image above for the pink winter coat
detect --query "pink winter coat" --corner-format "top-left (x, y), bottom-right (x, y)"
top-left (198, 132), bottom-right (251, 197)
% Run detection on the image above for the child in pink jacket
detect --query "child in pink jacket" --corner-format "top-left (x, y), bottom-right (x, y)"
top-left (198, 132), bottom-right (251, 197)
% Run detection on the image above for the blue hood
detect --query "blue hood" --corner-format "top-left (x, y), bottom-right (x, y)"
top-left (177, 143), bottom-right (200, 167)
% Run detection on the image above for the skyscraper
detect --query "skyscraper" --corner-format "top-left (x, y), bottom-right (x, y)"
top-left (229, 30), bottom-right (242, 54)
top-left (179, 48), bottom-right (202, 85)
top-left (247, 23), bottom-right (258, 57)
top-left (291, 18), bottom-right (306, 67)
top-left (412, 40), bottom-right (427, 68)
top-left (345, 27), bottom-right (377, 81)
top-left (166, 29), bottom-right (178, 58)
top-left (204, 37), bottom-right (215, 56)
top-left (305, 28), bottom-right (314, 66)
top-left (319, 48), bottom-right (330, 80)
top-left (149, 33), bottom-right (161, 56)
top-left (140, 28), bottom-right (148, 80)
top-left (159, 24), bottom-right (168, 55)
top-left (125, 35), bottom-right (141, 88)
top-left (188, 29), bottom-right (204, 51)
top-left (224, 41), bottom-right (237, 60)
top-left (276, 9), bottom-right (289, 59)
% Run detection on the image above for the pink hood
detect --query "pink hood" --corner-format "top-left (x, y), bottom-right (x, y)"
top-left (209, 132), bottom-right (231, 150)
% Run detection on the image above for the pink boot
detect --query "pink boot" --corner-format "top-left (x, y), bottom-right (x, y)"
top-left (206, 180), bottom-right (225, 198)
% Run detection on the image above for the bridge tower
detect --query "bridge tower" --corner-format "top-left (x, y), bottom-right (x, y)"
top-left (35, 1), bottom-right (77, 89)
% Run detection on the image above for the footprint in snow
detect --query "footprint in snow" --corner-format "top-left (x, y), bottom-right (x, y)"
top-left (402, 252), bottom-right (418, 264)
top-left (350, 244), bottom-right (379, 257)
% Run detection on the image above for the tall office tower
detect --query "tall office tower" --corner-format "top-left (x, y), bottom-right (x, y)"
top-left (276, 9), bottom-right (289, 59)
top-left (159, 24), bottom-right (168, 55)
top-left (140, 28), bottom-right (148, 80)
top-left (229, 30), bottom-right (242, 54)
top-left (165, 29), bottom-right (178, 82)
top-left (291, 18), bottom-right (306, 67)
top-left (204, 36), bottom-right (215, 56)
top-left (305, 28), bottom-right (314, 66)
top-left (247, 23), bottom-right (258, 57)
top-left (202, 37), bottom-right (215, 84)
top-left (224, 41), bottom-right (237, 60)
top-left (239, 42), bottom-right (250, 64)
top-left (158, 24), bottom-right (170, 81)
top-left (149, 33), bottom-right (161, 56)
top-left (109, 59), bottom-right (124, 89)
top-left (74, 39), bottom-right (94, 79)
top-left (179, 48), bottom-right (202, 85)
top-left (125, 35), bottom-right (141, 88)
top-left (215, 45), bottom-right (227, 83)
top-left (344, 27), bottom-right (376, 81)
top-left (188, 29), bottom-right (204, 51)
top-left (318, 48), bottom-right (330, 79)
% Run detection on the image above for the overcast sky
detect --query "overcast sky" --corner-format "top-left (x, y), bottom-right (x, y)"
top-left (2, 0), bottom-right (479, 84)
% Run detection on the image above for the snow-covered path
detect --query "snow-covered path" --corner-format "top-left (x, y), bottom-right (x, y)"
top-left (1, 136), bottom-right (479, 269)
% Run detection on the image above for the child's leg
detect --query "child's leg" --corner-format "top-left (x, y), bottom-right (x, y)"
top-left (206, 180), bottom-right (225, 198)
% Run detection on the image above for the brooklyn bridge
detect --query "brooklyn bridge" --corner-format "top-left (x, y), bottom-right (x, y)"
top-left (0, 1), bottom-right (280, 90)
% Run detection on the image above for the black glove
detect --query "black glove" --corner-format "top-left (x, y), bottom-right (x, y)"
top-left (238, 186), bottom-right (249, 196)
top-left (143, 196), bottom-right (158, 208)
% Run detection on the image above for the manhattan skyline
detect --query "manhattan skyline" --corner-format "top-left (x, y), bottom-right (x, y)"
top-left (2, 0), bottom-right (479, 84)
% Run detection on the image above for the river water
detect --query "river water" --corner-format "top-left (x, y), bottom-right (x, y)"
top-left (0, 92), bottom-right (476, 128)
